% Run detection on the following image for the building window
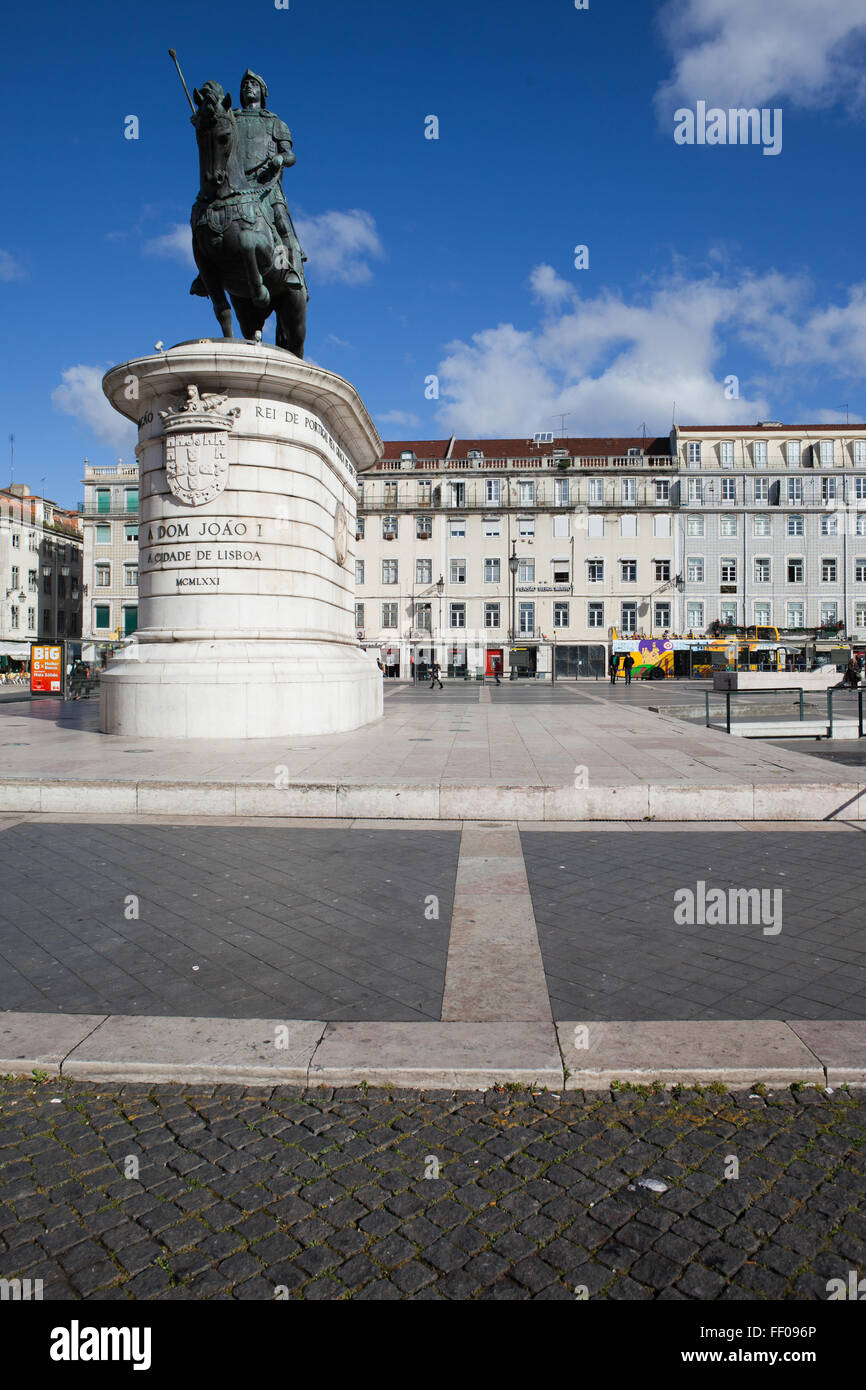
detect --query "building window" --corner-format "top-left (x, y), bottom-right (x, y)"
top-left (356, 517), bottom-right (365, 540)
top-left (449, 518), bottom-right (466, 539)
top-left (620, 514), bottom-right (637, 538)
top-left (484, 558), bottom-right (500, 583)
top-left (28, 569), bottom-right (37, 591)
top-left (518, 601), bottom-right (535, 634)
top-left (787, 558), bottom-right (804, 583)
top-left (483, 516), bottom-right (501, 538)
top-left (753, 515), bottom-right (771, 536)
top-left (787, 478), bottom-right (803, 504)
top-left (125, 488), bottom-right (139, 512)
top-left (720, 440), bottom-right (734, 467)
top-left (822, 477), bottom-right (838, 504)
top-left (450, 602), bottom-right (466, 628)
top-left (123, 605), bottom-right (138, 636)
top-left (450, 559), bottom-right (466, 584)
top-left (553, 601), bottom-right (569, 626)
top-left (382, 516), bottom-right (398, 539)
top-left (754, 477), bottom-right (769, 502)
top-left (417, 481), bottom-right (432, 505)
top-left (687, 479), bottom-right (702, 504)
top-left (754, 557), bottom-right (771, 583)
top-left (654, 560), bottom-right (671, 582)
top-left (653, 514), bottom-right (671, 538)
top-left (720, 601), bottom-right (737, 626)
top-left (687, 442), bottom-right (702, 466)
top-left (588, 602), bottom-right (604, 628)
top-left (95, 563), bottom-right (110, 587)
top-left (554, 478), bottom-right (569, 507)
top-left (820, 440), bottom-right (835, 467)
top-left (620, 560), bottom-right (637, 583)
top-left (754, 602), bottom-right (771, 627)
top-left (587, 560), bottom-right (604, 583)
top-left (821, 601), bottom-right (838, 624)
top-left (416, 559), bottom-right (432, 584)
top-left (518, 559), bottom-right (535, 584)
top-left (720, 558), bottom-right (737, 584)
top-left (821, 513), bottom-right (838, 535)
top-left (355, 602), bottom-right (364, 627)
top-left (855, 559), bottom-right (866, 583)
top-left (788, 514), bottom-right (803, 536)
top-left (857, 516), bottom-right (866, 537)
top-left (381, 602), bottom-right (398, 628)
top-left (686, 514), bottom-right (704, 537)
top-left (11, 531), bottom-right (20, 549)
top-left (96, 489), bottom-right (111, 514)
top-left (588, 477), bottom-right (604, 504)
top-left (518, 516), bottom-right (535, 538)
top-left (686, 556), bottom-right (704, 583)
top-left (855, 441), bottom-right (866, 467)
top-left (655, 479), bottom-right (670, 502)
top-left (686, 601), bottom-right (704, 630)
top-left (448, 482), bottom-right (465, 507)
top-left (485, 478), bottom-right (500, 505)
top-left (124, 565), bottom-right (138, 586)
top-left (355, 560), bottom-right (365, 584)
top-left (552, 559), bottom-right (570, 583)
top-left (10, 606), bottom-right (18, 629)
top-left (553, 513), bottom-right (569, 537)
top-left (416, 602), bottom-right (432, 631)
top-left (383, 482), bottom-right (397, 507)
top-left (822, 558), bottom-right (837, 583)
top-left (10, 566), bottom-right (19, 588)
top-left (518, 481), bottom-right (534, 506)
top-left (621, 478), bottom-right (636, 505)
top-left (42, 608), bottom-right (51, 631)
top-left (96, 524), bottom-right (111, 544)
top-left (655, 602), bottom-right (671, 629)
top-left (42, 573), bottom-right (51, 594)
top-left (620, 602), bottom-right (637, 633)
top-left (26, 607), bottom-right (35, 628)
top-left (753, 440), bottom-right (768, 467)
top-left (786, 440), bottom-right (801, 467)
top-left (416, 515), bottom-right (432, 539)
top-left (484, 602), bottom-right (500, 628)
top-left (721, 478), bottom-right (736, 501)
top-left (856, 604), bottom-right (866, 627)
top-left (381, 559), bottom-right (399, 585)
top-left (787, 602), bottom-right (804, 628)
top-left (95, 605), bottom-right (110, 630)
top-left (719, 515), bottom-right (737, 537)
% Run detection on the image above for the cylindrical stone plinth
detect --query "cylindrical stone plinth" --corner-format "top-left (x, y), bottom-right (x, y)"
top-left (99, 339), bottom-right (382, 738)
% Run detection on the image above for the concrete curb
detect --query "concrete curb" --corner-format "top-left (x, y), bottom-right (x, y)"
top-left (0, 778), bottom-right (864, 821)
top-left (2, 1011), bottom-right (865, 1090)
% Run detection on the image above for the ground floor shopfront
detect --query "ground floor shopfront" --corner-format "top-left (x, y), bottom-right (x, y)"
top-left (361, 639), bottom-right (610, 680)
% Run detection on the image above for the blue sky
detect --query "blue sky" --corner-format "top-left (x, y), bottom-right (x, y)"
top-left (2, 0), bottom-right (866, 506)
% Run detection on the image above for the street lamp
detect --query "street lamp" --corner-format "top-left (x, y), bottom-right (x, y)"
top-left (509, 541), bottom-right (519, 680)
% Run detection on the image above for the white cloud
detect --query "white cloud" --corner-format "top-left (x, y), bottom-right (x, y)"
top-left (294, 210), bottom-right (384, 285)
top-left (433, 262), bottom-right (866, 437)
top-left (376, 409), bottom-right (422, 429)
top-left (51, 365), bottom-right (136, 447)
top-left (0, 249), bottom-right (26, 281)
top-left (143, 223), bottom-right (195, 266)
top-left (655, 0), bottom-right (866, 115)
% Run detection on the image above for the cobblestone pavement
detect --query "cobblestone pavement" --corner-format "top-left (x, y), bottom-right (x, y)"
top-left (522, 831), bottom-right (866, 1021)
top-left (1, 1078), bottom-right (864, 1300)
top-left (0, 824), bottom-right (457, 1020)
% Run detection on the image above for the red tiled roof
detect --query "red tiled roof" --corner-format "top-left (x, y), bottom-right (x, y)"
top-left (679, 423), bottom-right (860, 432)
top-left (380, 436), bottom-right (671, 462)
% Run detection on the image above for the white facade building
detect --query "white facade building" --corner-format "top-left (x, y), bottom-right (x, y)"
top-left (80, 461), bottom-right (140, 661)
top-left (0, 483), bottom-right (82, 654)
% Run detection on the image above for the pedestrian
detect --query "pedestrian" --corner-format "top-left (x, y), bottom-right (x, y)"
top-left (493, 656), bottom-right (501, 686)
top-left (429, 658), bottom-right (443, 691)
top-left (843, 657), bottom-right (860, 689)
top-left (609, 653), bottom-right (618, 684)
top-left (376, 657), bottom-right (384, 675)
top-left (623, 652), bottom-right (634, 686)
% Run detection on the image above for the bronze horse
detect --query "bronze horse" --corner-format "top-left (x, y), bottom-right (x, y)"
top-left (190, 81), bottom-right (307, 356)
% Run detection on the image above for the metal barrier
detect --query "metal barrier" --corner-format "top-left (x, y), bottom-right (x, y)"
top-left (704, 684), bottom-right (864, 738)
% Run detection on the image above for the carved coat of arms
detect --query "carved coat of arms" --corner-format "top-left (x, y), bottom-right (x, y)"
top-left (158, 384), bottom-right (240, 506)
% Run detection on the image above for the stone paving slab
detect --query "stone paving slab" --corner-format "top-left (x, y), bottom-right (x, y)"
top-left (788, 1021), bottom-right (866, 1086)
top-left (0, 1011), bottom-right (107, 1076)
top-left (1, 1076), bottom-right (864, 1300)
top-left (0, 693), bottom-right (863, 822)
top-left (557, 1021), bottom-right (824, 1090)
top-left (308, 1022), bottom-right (563, 1089)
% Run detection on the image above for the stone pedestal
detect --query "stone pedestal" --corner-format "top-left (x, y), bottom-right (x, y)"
top-left (100, 340), bottom-right (382, 738)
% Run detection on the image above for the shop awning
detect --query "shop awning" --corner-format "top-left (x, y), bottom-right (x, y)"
top-left (0, 641), bottom-right (32, 658)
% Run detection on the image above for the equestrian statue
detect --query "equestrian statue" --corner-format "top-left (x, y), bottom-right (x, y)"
top-left (169, 53), bottom-right (308, 357)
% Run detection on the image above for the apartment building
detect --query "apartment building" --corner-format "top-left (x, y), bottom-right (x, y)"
top-left (79, 461), bottom-right (140, 661)
top-left (0, 483), bottom-right (83, 654)
top-left (355, 435), bottom-right (675, 678)
top-left (671, 424), bottom-right (866, 640)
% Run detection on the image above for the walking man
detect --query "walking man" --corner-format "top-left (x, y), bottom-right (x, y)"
top-left (609, 653), bottom-right (618, 684)
top-left (430, 658), bottom-right (444, 691)
top-left (493, 656), bottom-right (501, 686)
top-left (623, 652), bottom-right (634, 686)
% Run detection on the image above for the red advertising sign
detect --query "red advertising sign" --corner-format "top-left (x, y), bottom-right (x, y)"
top-left (30, 643), bottom-right (65, 695)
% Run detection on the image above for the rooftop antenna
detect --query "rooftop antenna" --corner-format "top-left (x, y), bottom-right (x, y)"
top-left (839, 404), bottom-right (850, 425)
top-left (551, 412), bottom-right (571, 439)
top-left (8, 433), bottom-right (14, 484)
top-left (639, 421), bottom-right (647, 442)
top-left (671, 401), bottom-right (677, 428)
